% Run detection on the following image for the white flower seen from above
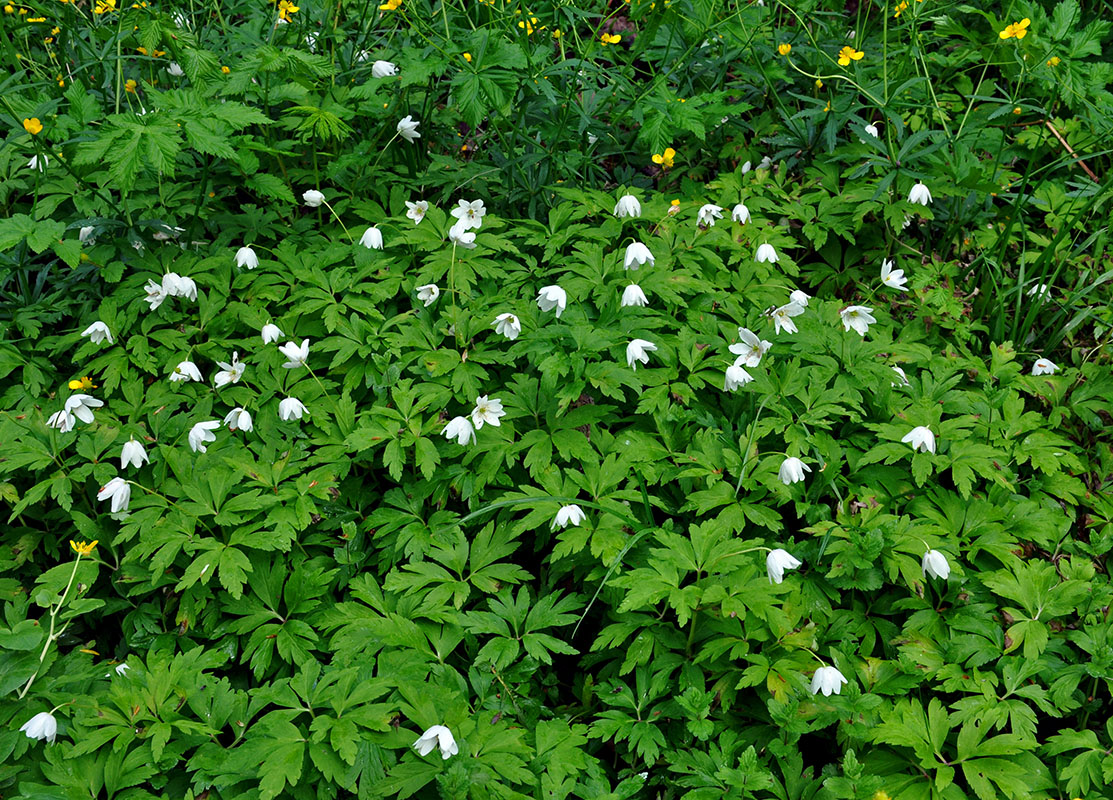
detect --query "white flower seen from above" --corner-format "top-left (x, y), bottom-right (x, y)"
top-left (840, 306), bottom-right (876, 337)
top-left (471, 396), bottom-right (506, 430)
top-left (1031, 358), bottom-right (1058, 376)
top-left (778, 456), bottom-right (811, 486)
top-left (223, 407), bottom-right (253, 433)
top-left (143, 279), bottom-right (167, 312)
top-left (64, 394), bottom-right (103, 425)
top-left (621, 284), bottom-right (649, 308)
top-left (279, 397), bottom-right (308, 421)
top-left (552, 505), bottom-right (586, 529)
top-left (772, 302), bottom-right (805, 335)
top-left (213, 352), bottom-right (245, 388)
top-left (20, 712), bottom-right (57, 745)
top-left (81, 321), bottom-right (114, 345)
top-left (396, 115), bottom-right (421, 143)
top-left (442, 416), bottom-right (475, 446)
top-left (188, 421), bottom-right (221, 453)
top-left (167, 61), bottom-right (185, 77)
top-left (171, 361), bottom-right (204, 383)
top-left (121, 438), bottom-right (149, 469)
top-left (359, 226), bottom-right (384, 250)
top-left (729, 327), bottom-right (772, 367)
top-left (405, 200), bottom-right (428, 225)
top-left (624, 242), bottom-right (655, 270)
top-left (723, 364), bottom-right (753, 392)
top-left (536, 285), bottom-right (567, 318)
top-left (908, 181), bottom-right (933, 205)
top-left (697, 203), bottom-right (724, 227)
top-left (755, 243), bottom-right (778, 263)
top-left (413, 725), bottom-right (458, 760)
top-left (371, 60), bottom-right (398, 78)
top-left (450, 198), bottom-right (486, 231)
top-left (493, 313), bottom-right (522, 341)
top-left (262, 323), bottom-right (283, 345)
top-left (279, 339), bottom-right (310, 370)
top-left (626, 338), bottom-right (657, 370)
top-left (880, 259), bottom-right (908, 292)
top-left (731, 203), bottom-right (751, 223)
top-left (766, 548), bottom-right (802, 584)
top-left (416, 284), bottom-right (440, 307)
top-left (922, 549), bottom-right (951, 580)
top-left (235, 246), bottom-right (259, 270)
top-left (810, 666), bottom-right (848, 697)
top-left (303, 189), bottom-right (325, 207)
top-left (613, 194), bottom-right (641, 218)
top-left (902, 425), bottom-right (936, 454)
top-left (97, 477), bottom-right (131, 513)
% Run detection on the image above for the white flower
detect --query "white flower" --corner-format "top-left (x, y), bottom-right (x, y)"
top-left (621, 284), bottom-right (649, 308)
top-left (79, 226), bottom-right (96, 245)
top-left (789, 289), bottom-right (811, 308)
top-left (167, 62), bottom-right (185, 77)
top-left (587, 132), bottom-right (599, 145)
top-left (863, 122), bottom-right (879, 139)
top-left (442, 416), bottom-right (475, 446)
top-left (447, 222), bottom-right (476, 249)
top-left (262, 323), bottom-right (283, 344)
top-left (758, 155), bottom-right (773, 171)
top-left (64, 394), bottom-right (103, 425)
top-left (922, 549), bottom-right (950, 580)
top-left (223, 407), bottom-right (253, 433)
top-left (772, 302), bottom-right (805, 335)
top-left (396, 115), bottom-right (421, 143)
top-left (213, 352), bottom-right (245, 387)
top-left (552, 505), bottom-right (586, 529)
top-left (880, 259), bottom-right (908, 292)
top-left (493, 313), bottom-right (522, 340)
top-left (810, 666), bottom-right (848, 697)
top-left (188, 421), bottom-right (220, 453)
top-left (413, 725), bottom-right (458, 760)
top-left (114, 663), bottom-right (131, 676)
top-left (121, 438), bottom-right (149, 469)
top-left (766, 548), bottom-right (802, 584)
top-left (741, 160), bottom-right (752, 174)
top-left (143, 279), bottom-right (167, 311)
top-left (901, 426), bottom-right (936, 454)
top-left (47, 410), bottom-right (75, 433)
top-left (1027, 283), bottom-right (1050, 299)
top-left (624, 242), bottom-right (655, 270)
top-left (416, 284), bottom-right (440, 307)
top-left (729, 328), bottom-right (772, 367)
top-left (1031, 358), bottom-right (1058, 376)
top-left (778, 456), bottom-right (811, 485)
top-left (20, 712), bottom-right (57, 744)
top-left (537, 285), bottom-right (567, 318)
top-left (279, 397), bottom-right (308, 421)
top-left (731, 203), bottom-right (751, 223)
top-left (450, 199), bottom-right (486, 231)
top-left (723, 364), bottom-right (753, 391)
top-left (626, 339), bottom-right (657, 370)
top-left (840, 306), bottom-right (876, 337)
top-left (755, 243), bottom-right (778, 263)
top-left (170, 361), bottom-right (204, 383)
top-left (81, 321), bottom-right (114, 345)
top-left (908, 182), bottom-right (933, 205)
top-left (613, 195), bottom-right (641, 218)
top-left (359, 226), bottom-right (384, 250)
top-left (305, 31), bottom-right (318, 51)
top-left (235, 246), bottom-right (259, 270)
top-left (97, 477), bottom-right (131, 513)
top-left (371, 60), bottom-right (398, 78)
top-left (27, 154), bottom-right (48, 171)
top-left (697, 204), bottom-right (724, 227)
top-left (405, 200), bottom-right (428, 224)
top-left (279, 339), bottom-right (310, 370)
top-left (172, 275), bottom-right (198, 302)
top-left (891, 366), bottom-right (910, 387)
top-left (471, 396), bottom-right (506, 430)
top-left (303, 189), bottom-right (325, 207)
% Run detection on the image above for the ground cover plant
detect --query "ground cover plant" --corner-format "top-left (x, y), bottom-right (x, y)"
top-left (2, 0), bottom-right (1113, 798)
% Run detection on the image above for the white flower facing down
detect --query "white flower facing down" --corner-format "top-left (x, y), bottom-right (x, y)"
top-left (922, 549), bottom-right (951, 580)
top-left (624, 242), bottom-right (655, 270)
top-left (880, 259), bottom-right (908, 292)
top-left (121, 438), bottom-right (149, 469)
top-left (537, 285), bottom-right (567, 318)
top-left (47, 410), bottom-right (75, 433)
top-left (442, 416), bottom-right (475, 446)
top-left (188, 421), bottom-right (221, 453)
top-left (840, 306), bottom-right (877, 337)
top-left (810, 666), bottom-right (848, 697)
top-left (1027, 283), bottom-right (1050, 299)
top-left (772, 302), bottom-right (806, 335)
top-left (790, 289), bottom-right (811, 308)
top-left (863, 123), bottom-right (879, 139)
top-left (279, 339), bottom-right (310, 370)
top-left (20, 712), bottom-right (57, 745)
top-left (416, 284), bottom-right (440, 307)
top-left (279, 397), bottom-right (308, 421)
top-left (450, 199), bottom-right (486, 231)
top-left (171, 361), bottom-right (204, 383)
top-left (731, 203), bottom-right (751, 224)
top-left (396, 115), bottom-right (421, 143)
top-left (493, 313), bottom-right (522, 341)
top-left (755, 243), bottom-right (778, 263)
top-left (359, 226), bottom-right (384, 250)
top-left (371, 60), bottom-right (398, 78)
top-left (262, 323), bottom-right (283, 345)
top-left (64, 394), bottom-right (103, 425)
top-left (613, 195), bottom-right (641, 218)
top-left (213, 352), bottom-right (245, 388)
top-left (908, 182), bottom-right (933, 206)
top-left (27, 154), bottom-right (48, 172)
top-left (413, 725), bottom-right (458, 760)
top-left (1031, 358), bottom-right (1058, 376)
top-left (723, 364), bottom-right (753, 392)
top-left (405, 200), bottom-right (429, 225)
top-left (766, 548), bottom-right (802, 584)
top-left (97, 477), bottom-right (131, 513)
top-left (303, 189), bottom-right (325, 208)
top-left (552, 505), bottom-right (586, 529)
top-left (729, 328), bottom-right (772, 368)
top-left (621, 284), bottom-right (649, 308)
top-left (626, 339), bottom-right (657, 370)
top-left (697, 204), bottom-right (724, 227)
top-left (79, 226), bottom-right (96, 245)
top-left (902, 425), bottom-right (936, 454)
top-left (447, 222), bottom-right (477, 249)
top-left (81, 321), bottom-right (114, 345)
top-left (891, 366), bottom-right (910, 387)
top-left (471, 396), bottom-right (506, 430)
top-left (778, 457), bottom-right (812, 486)
top-left (114, 663), bottom-right (130, 676)
top-left (223, 407), bottom-right (253, 433)
top-left (235, 246), bottom-right (259, 270)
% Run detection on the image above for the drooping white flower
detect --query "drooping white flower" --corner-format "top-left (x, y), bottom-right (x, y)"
top-left (371, 60), bottom-right (398, 78)
top-left (170, 361), bottom-right (204, 383)
top-left (172, 275), bottom-right (198, 302)
top-left (20, 712), bottom-right (57, 744)
top-left (405, 200), bottom-right (428, 225)
top-left (447, 222), bottom-right (476, 249)
top-left (359, 226), bottom-right (384, 250)
top-left (922, 549), bottom-right (951, 580)
top-left (450, 199), bottom-right (486, 231)
top-left (908, 182), bottom-right (933, 205)
top-left (863, 123), bottom-right (879, 139)
top-left (778, 456), bottom-right (811, 485)
top-left (772, 302), bottom-right (805, 335)
top-left (27, 154), bottom-right (48, 172)
top-left (47, 409), bottom-right (75, 433)
top-left (891, 366), bottom-right (910, 387)
top-left (493, 313), bottom-right (522, 341)
top-left (621, 284), bottom-right (649, 308)
top-left (396, 115), bottom-right (421, 143)
top-left (731, 203), bottom-right (751, 223)
top-left (840, 306), bottom-right (876, 337)
top-left (1031, 358), bottom-right (1058, 376)
top-left (471, 396), bottom-right (506, 430)
top-left (416, 284), bottom-right (440, 307)
top-left (79, 226), bottom-right (96, 245)
top-left (235, 246), bottom-right (259, 270)
top-left (880, 259), bottom-right (908, 292)
top-left (64, 394), bottom-right (103, 425)
top-left (81, 321), bottom-right (114, 345)
top-left (188, 421), bottom-right (220, 453)
top-left (789, 289), bottom-right (811, 308)
top-left (413, 725), bottom-right (458, 760)
top-left (552, 505), bottom-right (586, 529)
top-left (810, 666), bottom-right (848, 697)
top-left (262, 323), bottom-right (283, 344)
top-left (114, 663), bottom-right (131, 676)
top-left (729, 328), bottom-right (772, 367)
top-left (303, 189), bottom-right (325, 207)
top-left (442, 416), bottom-right (475, 446)
top-left (741, 160), bottom-right (752, 174)
top-left (279, 397), bottom-right (308, 421)
top-left (755, 243), bottom-right (778, 263)
top-left (766, 548), bottom-right (802, 584)
top-left (537, 285), bottom-right (567, 318)
top-left (624, 242), bottom-right (655, 270)
top-left (613, 195), bottom-right (641, 218)
top-left (901, 426), bottom-right (936, 454)
top-left (279, 339), bottom-right (310, 370)
top-left (723, 364), bottom-right (753, 391)
top-left (626, 339), bottom-right (657, 370)
top-left (223, 407), bottom-right (253, 433)
top-left (697, 204), bottom-right (724, 227)
top-left (97, 477), bottom-right (131, 513)
top-left (121, 438), bottom-right (149, 469)
top-left (758, 155), bottom-right (773, 171)
top-left (1026, 283), bottom-right (1050, 299)
top-left (213, 353), bottom-right (245, 387)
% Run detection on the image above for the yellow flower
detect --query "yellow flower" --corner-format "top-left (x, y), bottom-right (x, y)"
top-left (277, 0), bottom-right (298, 20)
top-left (552, 28), bottom-right (562, 38)
top-left (1012, 106), bottom-right (1021, 114)
top-left (999, 18), bottom-right (1029, 39)
top-left (893, 0), bottom-right (908, 16)
top-left (517, 16), bottom-right (538, 34)
top-left (837, 46), bottom-right (864, 66)
top-left (58, 77), bottom-right (65, 87)
top-left (2, 5), bottom-right (13, 12)
top-left (379, 0), bottom-right (400, 9)
top-left (651, 147), bottom-right (676, 169)
top-left (823, 99), bottom-right (831, 112)
top-left (28, 15), bottom-right (46, 21)
top-left (70, 539), bottom-right (99, 556)
top-left (93, 0), bottom-right (116, 13)
top-left (136, 46), bottom-right (148, 55)
top-left (153, 49), bottom-right (165, 57)
top-left (463, 52), bottom-right (472, 62)
top-left (51, 25), bottom-right (59, 33)
top-left (124, 78), bottom-right (137, 92)
top-left (777, 42), bottom-right (791, 55)
top-left (601, 32), bottom-right (621, 45)
top-left (68, 376), bottom-right (98, 390)
top-left (23, 117), bottom-right (43, 135)
top-left (1046, 56), bottom-right (1060, 66)
top-left (815, 78), bottom-right (824, 88)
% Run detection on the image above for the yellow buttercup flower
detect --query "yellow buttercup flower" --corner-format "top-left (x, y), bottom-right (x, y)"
top-left (517, 16), bottom-right (537, 34)
top-left (1046, 56), bottom-right (1060, 66)
top-left (893, 0), bottom-right (908, 16)
top-left (999, 18), bottom-right (1029, 39)
top-left (28, 15), bottom-right (46, 21)
top-left (777, 43), bottom-right (791, 55)
top-left (68, 376), bottom-right (98, 390)
top-left (837, 46), bottom-right (864, 66)
top-left (221, 65), bottom-right (230, 73)
top-left (2, 5), bottom-right (13, 12)
top-left (379, 0), bottom-right (400, 10)
top-left (815, 78), bottom-right (824, 88)
top-left (23, 117), bottom-right (43, 135)
top-left (652, 147), bottom-right (676, 169)
top-left (136, 46), bottom-right (148, 55)
top-left (70, 539), bottom-right (99, 556)
top-left (277, 0), bottom-right (298, 20)
top-left (601, 32), bottom-right (621, 45)
top-left (463, 52), bottom-right (472, 62)
top-left (124, 79), bottom-right (137, 93)
top-left (93, 0), bottom-right (116, 13)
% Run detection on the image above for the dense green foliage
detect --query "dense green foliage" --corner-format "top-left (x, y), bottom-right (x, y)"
top-left (2, 0), bottom-right (1112, 798)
